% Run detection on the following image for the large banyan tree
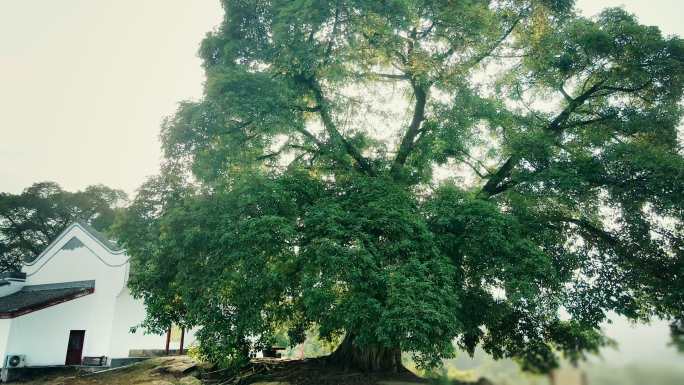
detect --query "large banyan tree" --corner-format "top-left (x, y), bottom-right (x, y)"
top-left (115, 0), bottom-right (684, 373)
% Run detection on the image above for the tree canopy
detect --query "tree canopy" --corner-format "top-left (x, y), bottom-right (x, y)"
top-left (0, 182), bottom-right (127, 272)
top-left (115, 0), bottom-right (684, 373)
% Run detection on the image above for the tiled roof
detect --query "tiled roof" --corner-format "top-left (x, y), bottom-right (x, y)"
top-left (0, 280), bottom-right (95, 318)
top-left (75, 220), bottom-right (122, 252)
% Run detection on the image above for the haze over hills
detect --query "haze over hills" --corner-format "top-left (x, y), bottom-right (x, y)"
top-left (435, 316), bottom-right (683, 385)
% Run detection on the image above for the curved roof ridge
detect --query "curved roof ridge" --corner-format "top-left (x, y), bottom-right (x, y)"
top-left (73, 220), bottom-right (122, 252)
top-left (23, 221), bottom-right (126, 268)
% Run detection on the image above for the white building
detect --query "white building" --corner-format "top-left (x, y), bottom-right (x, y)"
top-left (0, 221), bottom-right (193, 377)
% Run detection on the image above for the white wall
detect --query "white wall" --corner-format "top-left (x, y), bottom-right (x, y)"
top-left (3, 294), bottom-right (106, 366)
top-left (0, 320), bottom-right (12, 365)
top-left (108, 287), bottom-right (167, 358)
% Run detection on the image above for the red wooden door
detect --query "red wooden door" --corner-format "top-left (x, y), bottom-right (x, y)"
top-left (65, 330), bottom-right (85, 365)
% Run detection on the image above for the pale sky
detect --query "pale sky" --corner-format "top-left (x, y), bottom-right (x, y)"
top-left (0, 0), bottom-right (682, 370)
top-left (0, 0), bottom-right (223, 195)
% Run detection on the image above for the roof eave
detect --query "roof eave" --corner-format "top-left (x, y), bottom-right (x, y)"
top-left (0, 288), bottom-right (95, 319)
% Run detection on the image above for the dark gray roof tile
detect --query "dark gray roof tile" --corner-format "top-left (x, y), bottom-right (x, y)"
top-left (75, 220), bottom-right (122, 252)
top-left (0, 280), bottom-right (95, 317)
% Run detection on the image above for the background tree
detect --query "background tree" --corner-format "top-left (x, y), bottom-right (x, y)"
top-left (671, 320), bottom-right (684, 353)
top-left (0, 181), bottom-right (127, 272)
top-left (115, 0), bottom-right (684, 373)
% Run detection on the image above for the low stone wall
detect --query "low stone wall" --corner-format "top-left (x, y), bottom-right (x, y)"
top-left (128, 349), bottom-right (183, 357)
top-left (109, 357), bottom-right (150, 368)
top-left (1, 366), bottom-right (76, 383)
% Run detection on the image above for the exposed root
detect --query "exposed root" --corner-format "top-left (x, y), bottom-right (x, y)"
top-left (202, 357), bottom-right (425, 385)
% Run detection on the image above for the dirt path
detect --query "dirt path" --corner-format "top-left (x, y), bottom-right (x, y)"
top-left (14, 357), bottom-right (200, 385)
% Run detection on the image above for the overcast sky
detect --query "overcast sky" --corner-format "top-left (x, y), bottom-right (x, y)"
top-left (0, 0), bottom-right (223, 195)
top-left (1, 0), bottom-right (682, 368)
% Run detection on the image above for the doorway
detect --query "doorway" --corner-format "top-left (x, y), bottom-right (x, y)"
top-left (65, 330), bottom-right (85, 365)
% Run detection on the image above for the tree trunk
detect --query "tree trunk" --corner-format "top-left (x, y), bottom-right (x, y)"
top-left (327, 333), bottom-right (403, 373)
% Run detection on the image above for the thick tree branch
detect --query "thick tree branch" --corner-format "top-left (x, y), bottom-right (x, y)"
top-left (293, 126), bottom-right (323, 148)
top-left (390, 80), bottom-right (428, 178)
top-left (323, 2), bottom-right (341, 61)
top-left (356, 72), bottom-right (410, 80)
top-left (456, 149), bottom-right (491, 179)
top-left (291, 105), bottom-right (321, 113)
top-left (559, 86), bottom-right (573, 102)
top-left (548, 81), bottom-right (605, 132)
top-left (257, 143), bottom-right (317, 161)
top-left (465, 18), bottom-right (521, 70)
top-left (556, 217), bottom-right (620, 247)
top-left (479, 80), bottom-right (608, 198)
top-left (460, 158), bottom-right (488, 179)
top-left (437, 17), bottom-right (521, 81)
top-left (601, 82), bottom-right (652, 94)
top-left (563, 114), bottom-right (614, 129)
top-left (303, 76), bottom-right (376, 176)
top-left (479, 156), bottom-right (517, 197)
